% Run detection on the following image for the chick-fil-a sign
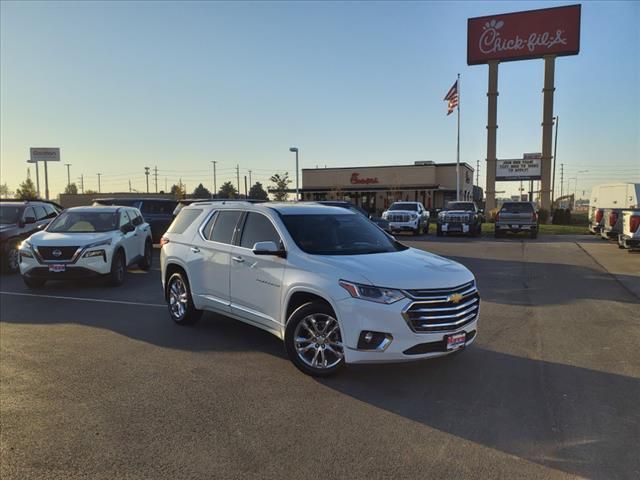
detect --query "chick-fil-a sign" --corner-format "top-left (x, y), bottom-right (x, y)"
top-left (467, 4), bottom-right (581, 65)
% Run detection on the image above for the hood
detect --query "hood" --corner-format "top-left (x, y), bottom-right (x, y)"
top-left (443, 210), bottom-right (471, 215)
top-left (315, 247), bottom-right (474, 290)
top-left (29, 231), bottom-right (113, 247)
top-left (385, 210), bottom-right (418, 214)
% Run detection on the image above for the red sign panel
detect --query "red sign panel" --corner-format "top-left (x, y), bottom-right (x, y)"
top-left (467, 4), bottom-right (581, 65)
top-left (350, 173), bottom-right (379, 185)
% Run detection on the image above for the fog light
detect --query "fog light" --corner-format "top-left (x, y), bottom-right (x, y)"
top-left (357, 331), bottom-right (393, 351)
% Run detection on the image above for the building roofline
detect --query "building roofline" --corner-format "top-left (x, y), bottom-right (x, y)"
top-left (302, 163), bottom-right (474, 171)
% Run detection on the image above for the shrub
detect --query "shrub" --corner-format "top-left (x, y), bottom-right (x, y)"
top-left (537, 208), bottom-right (549, 224)
top-left (552, 209), bottom-right (572, 225)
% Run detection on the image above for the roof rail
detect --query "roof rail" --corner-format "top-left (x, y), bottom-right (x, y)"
top-left (0, 198), bottom-right (64, 209)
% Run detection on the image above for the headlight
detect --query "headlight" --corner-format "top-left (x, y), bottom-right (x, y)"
top-left (339, 280), bottom-right (406, 304)
top-left (19, 240), bottom-right (32, 250)
top-left (18, 240), bottom-right (34, 258)
top-left (410, 213), bottom-right (418, 220)
top-left (83, 249), bottom-right (106, 259)
top-left (86, 239), bottom-right (112, 248)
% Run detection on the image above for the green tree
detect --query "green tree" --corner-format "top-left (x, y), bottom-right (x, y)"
top-left (84, 189), bottom-right (98, 195)
top-left (0, 183), bottom-right (13, 198)
top-left (64, 183), bottom-right (78, 195)
top-left (170, 183), bottom-right (186, 198)
top-left (269, 172), bottom-right (291, 201)
top-left (218, 181), bottom-right (238, 199)
top-left (248, 182), bottom-right (268, 200)
top-left (15, 171), bottom-right (37, 199)
top-left (192, 183), bottom-right (211, 198)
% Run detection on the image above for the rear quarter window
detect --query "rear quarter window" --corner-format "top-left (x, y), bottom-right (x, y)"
top-left (167, 209), bottom-right (203, 234)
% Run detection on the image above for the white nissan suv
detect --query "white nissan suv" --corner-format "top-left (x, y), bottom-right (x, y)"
top-left (160, 201), bottom-right (479, 376)
top-left (19, 206), bottom-right (153, 288)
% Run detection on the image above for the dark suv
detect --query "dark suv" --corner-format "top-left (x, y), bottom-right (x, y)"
top-left (0, 199), bottom-right (62, 272)
top-left (93, 198), bottom-right (177, 242)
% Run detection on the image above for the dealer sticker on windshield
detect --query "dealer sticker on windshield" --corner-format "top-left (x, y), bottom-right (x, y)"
top-left (446, 332), bottom-right (466, 351)
top-left (48, 264), bottom-right (66, 273)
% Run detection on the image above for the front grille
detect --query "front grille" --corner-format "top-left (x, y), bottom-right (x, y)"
top-left (445, 214), bottom-right (469, 224)
top-left (37, 246), bottom-right (79, 261)
top-left (388, 213), bottom-right (410, 222)
top-left (402, 282), bottom-right (480, 332)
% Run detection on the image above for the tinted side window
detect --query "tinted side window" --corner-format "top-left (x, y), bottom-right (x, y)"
top-left (201, 212), bottom-right (218, 239)
top-left (43, 204), bottom-right (57, 219)
top-left (209, 211), bottom-right (243, 244)
top-left (167, 209), bottom-right (202, 234)
top-left (23, 207), bottom-right (36, 220)
top-left (142, 200), bottom-right (176, 215)
top-left (130, 209), bottom-right (143, 226)
top-left (33, 205), bottom-right (47, 220)
top-left (501, 203), bottom-right (533, 213)
top-left (119, 210), bottom-right (132, 228)
top-left (240, 213), bottom-right (281, 249)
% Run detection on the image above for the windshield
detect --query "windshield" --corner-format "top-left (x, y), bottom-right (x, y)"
top-left (47, 211), bottom-right (119, 233)
top-left (282, 213), bottom-right (404, 255)
top-left (0, 205), bottom-right (22, 224)
top-left (389, 203), bottom-right (418, 211)
top-left (446, 202), bottom-right (474, 211)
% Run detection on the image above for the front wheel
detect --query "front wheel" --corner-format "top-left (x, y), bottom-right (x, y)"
top-left (436, 225), bottom-right (443, 237)
top-left (138, 240), bottom-right (153, 270)
top-left (285, 301), bottom-right (345, 377)
top-left (2, 243), bottom-right (20, 273)
top-left (166, 272), bottom-right (202, 325)
top-left (109, 250), bottom-right (126, 286)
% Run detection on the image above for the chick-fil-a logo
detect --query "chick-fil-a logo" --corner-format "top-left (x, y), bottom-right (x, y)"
top-left (479, 18), bottom-right (567, 55)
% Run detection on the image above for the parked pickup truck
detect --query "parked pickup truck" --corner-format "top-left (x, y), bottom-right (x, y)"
top-left (381, 202), bottom-right (429, 235)
top-left (589, 208), bottom-right (605, 234)
top-left (617, 209), bottom-right (640, 251)
top-left (494, 202), bottom-right (538, 239)
top-left (437, 201), bottom-right (483, 237)
top-left (600, 208), bottom-right (624, 240)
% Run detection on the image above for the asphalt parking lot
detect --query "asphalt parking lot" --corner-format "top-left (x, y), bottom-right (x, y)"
top-left (1, 234), bottom-right (639, 480)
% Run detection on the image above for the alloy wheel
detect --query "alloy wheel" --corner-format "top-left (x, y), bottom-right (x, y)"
top-left (8, 246), bottom-right (19, 272)
top-left (168, 277), bottom-right (189, 320)
top-left (293, 314), bottom-right (344, 369)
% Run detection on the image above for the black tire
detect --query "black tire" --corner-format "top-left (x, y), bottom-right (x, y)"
top-left (285, 301), bottom-right (345, 377)
top-left (530, 230), bottom-right (538, 239)
top-left (138, 240), bottom-right (153, 270)
top-left (413, 225), bottom-right (421, 236)
top-left (166, 271), bottom-right (202, 325)
top-left (423, 222), bottom-right (429, 235)
top-left (436, 225), bottom-right (443, 237)
top-left (109, 249), bottom-right (126, 287)
top-left (23, 276), bottom-right (46, 289)
top-left (494, 230), bottom-right (502, 238)
top-left (2, 242), bottom-right (20, 274)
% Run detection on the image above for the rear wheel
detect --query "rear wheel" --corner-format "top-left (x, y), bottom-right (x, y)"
top-left (166, 272), bottom-right (202, 325)
top-left (23, 277), bottom-right (46, 289)
top-left (494, 230), bottom-right (502, 238)
top-left (138, 240), bottom-right (153, 270)
top-left (109, 250), bottom-right (126, 286)
top-left (285, 301), bottom-right (345, 377)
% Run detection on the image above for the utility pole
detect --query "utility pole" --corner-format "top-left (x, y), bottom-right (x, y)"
top-left (64, 163), bottom-right (72, 189)
top-left (211, 161), bottom-right (217, 198)
top-left (165, 177), bottom-right (168, 193)
top-left (475, 160), bottom-right (479, 187)
top-left (33, 161), bottom-right (40, 198)
top-left (154, 166), bottom-right (158, 193)
top-left (129, 179), bottom-right (132, 193)
top-left (97, 173), bottom-right (102, 193)
top-left (144, 167), bottom-right (150, 193)
top-left (236, 164), bottom-right (240, 194)
top-left (248, 170), bottom-right (252, 189)
top-left (560, 163), bottom-right (564, 200)
top-left (244, 175), bottom-right (248, 198)
top-left (79, 175), bottom-right (84, 193)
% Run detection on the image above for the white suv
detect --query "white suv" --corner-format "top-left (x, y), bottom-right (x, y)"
top-left (19, 206), bottom-right (153, 288)
top-left (381, 201), bottom-right (430, 235)
top-left (160, 201), bottom-right (479, 376)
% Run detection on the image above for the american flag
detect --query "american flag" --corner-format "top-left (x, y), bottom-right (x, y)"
top-left (444, 80), bottom-right (459, 115)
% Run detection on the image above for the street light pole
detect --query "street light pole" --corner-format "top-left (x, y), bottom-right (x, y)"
top-left (289, 147), bottom-right (299, 201)
top-left (97, 173), bottom-right (102, 193)
top-left (552, 116), bottom-right (559, 205)
top-left (211, 161), bottom-right (217, 198)
top-left (144, 167), bottom-right (150, 193)
top-left (65, 163), bottom-right (72, 190)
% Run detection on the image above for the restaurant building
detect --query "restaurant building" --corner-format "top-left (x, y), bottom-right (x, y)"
top-left (301, 161), bottom-right (476, 215)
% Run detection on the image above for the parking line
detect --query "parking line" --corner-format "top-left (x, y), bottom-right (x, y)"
top-left (0, 291), bottom-right (165, 308)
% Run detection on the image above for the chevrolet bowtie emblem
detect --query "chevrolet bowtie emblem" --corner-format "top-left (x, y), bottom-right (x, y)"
top-left (448, 293), bottom-right (463, 304)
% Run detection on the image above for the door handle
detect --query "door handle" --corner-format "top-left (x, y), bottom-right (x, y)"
top-left (190, 247), bottom-right (200, 253)
top-left (231, 256), bottom-right (245, 263)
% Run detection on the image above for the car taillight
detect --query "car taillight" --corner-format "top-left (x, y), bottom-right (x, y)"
top-left (595, 209), bottom-right (604, 223)
top-left (609, 212), bottom-right (619, 226)
top-left (532, 212), bottom-right (538, 222)
top-left (630, 215), bottom-right (640, 233)
top-left (160, 236), bottom-right (170, 247)
top-left (495, 212), bottom-right (500, 222)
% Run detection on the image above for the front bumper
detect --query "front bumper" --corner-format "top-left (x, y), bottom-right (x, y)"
top-left (387, 219), bottom-right (419, 231)
top-left (621, 234), bottom-right (640, 249)
top-left (335, 296), bottom-right (479, 364)
top-left (440, 222), bottom-right (471, 234)
top-left (19, 249), bottom-right (113, 279)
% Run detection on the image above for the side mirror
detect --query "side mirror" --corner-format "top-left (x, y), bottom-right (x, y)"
top-left (121, 224), bottom-right (135, 234)
top-left (24, 216), bottom-right (36, 225)
top-left (252, 241), bottom-right (286, 258)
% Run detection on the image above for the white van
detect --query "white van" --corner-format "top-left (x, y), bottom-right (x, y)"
top-left (589, 183), bottom-right (640, 233)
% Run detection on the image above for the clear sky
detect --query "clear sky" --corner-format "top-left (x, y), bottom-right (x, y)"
top-left (1, 0), bottom-right (638, 199)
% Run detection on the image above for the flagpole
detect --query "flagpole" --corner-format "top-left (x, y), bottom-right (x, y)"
top-left (456, 73), bottom-right (461, 201)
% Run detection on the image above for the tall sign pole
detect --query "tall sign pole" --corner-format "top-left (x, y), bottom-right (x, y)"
top-left (551, 115), bottom-right (559, 206)
top-left (485, 61), bottom-right (499, 211)
top-left (456, 73), bottom-right (461, 201)
top-left (540, 56), bottom-right (556, 212)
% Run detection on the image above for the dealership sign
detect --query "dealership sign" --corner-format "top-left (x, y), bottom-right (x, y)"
top-left (496, 154), bottom-right (542, 181)
top-left (30, 147), bottom-right (60, 162)
top-left (350, 173), bottom-right (379, 185)
top-left (467, 4), bottom-right (581, 65)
